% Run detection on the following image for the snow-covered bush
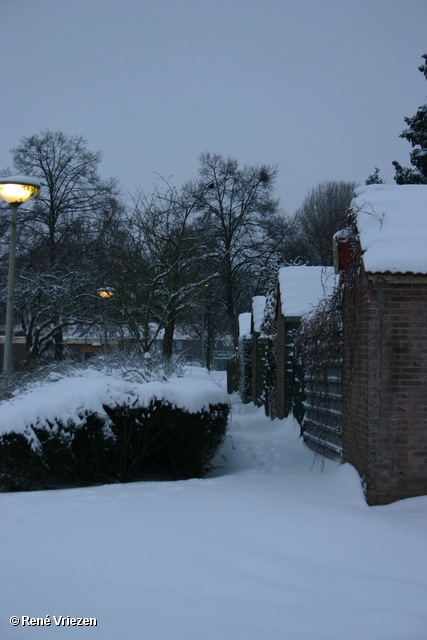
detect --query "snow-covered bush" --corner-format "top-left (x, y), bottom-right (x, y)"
top-left (0, 345), bottom-right (185, 403)
top-left (0, 366), bottom-right (229, 491)
top-left (259, 290), bottom-right (277, 418)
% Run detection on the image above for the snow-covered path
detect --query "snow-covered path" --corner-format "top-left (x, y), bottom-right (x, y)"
top-left (1, 371), bottom-right (426, 640)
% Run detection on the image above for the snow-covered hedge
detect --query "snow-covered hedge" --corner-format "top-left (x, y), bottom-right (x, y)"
top-left (0, 367), bottom-right (230, 491)
top-left (239, 336), bottom-right (253, 404)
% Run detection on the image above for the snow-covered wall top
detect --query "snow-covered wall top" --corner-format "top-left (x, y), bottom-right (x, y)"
top-left (278, 266), bottom-right (336, 318)
top-left (353, 184), bottom-right (427, 275)
top-left (238, 312), bottom-right (252, 338)
top-left (252, 296), bottom-right (266, 333)
top-left (0, 367), bottom-right (229, 439)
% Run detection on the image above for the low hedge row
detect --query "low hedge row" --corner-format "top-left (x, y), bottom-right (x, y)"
top-left (0, 400), bottom-right (229, 491)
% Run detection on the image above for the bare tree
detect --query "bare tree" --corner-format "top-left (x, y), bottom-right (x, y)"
top-left (115, 179), bottom-right (213, 356)
top-left (12, 130), bottom-right (119, 268)
top-left (11, 270), bottom-right (93, 363)
top-left (293, 180), bottom-right (357, 266)
top-left (194, 152), bottom-right (280, 345)
top-left (1, 130), bottom-right (123, 362)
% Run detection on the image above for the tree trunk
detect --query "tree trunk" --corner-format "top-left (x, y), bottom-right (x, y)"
top-left (54, 327), bottom-right (64, 361)
top-left (205, 298), bottom-right (213, 371)
top-left (162, 316), bottom-right (176, 358)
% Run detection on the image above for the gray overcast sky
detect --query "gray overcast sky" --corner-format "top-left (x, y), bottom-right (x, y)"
top-left (1, 0), bottom-right (426, 214)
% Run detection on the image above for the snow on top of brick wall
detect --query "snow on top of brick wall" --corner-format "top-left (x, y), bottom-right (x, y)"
top-left (278, 266), bottom-right (336, 318)
top-left (252, 296), bottom-right (266, 333)
top-left (238, 312), bottom-right (252, 338)
top-left (354, 184), bottom-right (427, 274)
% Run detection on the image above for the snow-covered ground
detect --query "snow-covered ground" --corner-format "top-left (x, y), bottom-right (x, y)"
top-left (1, 370), bottom-right (426, 640)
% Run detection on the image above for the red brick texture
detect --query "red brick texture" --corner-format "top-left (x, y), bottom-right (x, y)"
top-left (343, 273), bottom-right (427, 505)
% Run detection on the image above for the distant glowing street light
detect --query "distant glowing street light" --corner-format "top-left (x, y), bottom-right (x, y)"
top-left (97, 288), bottom-right (115, 354)
top-left (97, 288), bottom-right (115, 300)
top-left (0, 176), bottom-right (40, 373)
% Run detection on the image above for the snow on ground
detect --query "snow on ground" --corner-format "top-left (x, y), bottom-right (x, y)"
top-left (1, 370), bottom-right (427, 640)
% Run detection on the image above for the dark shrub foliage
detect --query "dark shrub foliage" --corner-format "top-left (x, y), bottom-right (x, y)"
top-left (239, 336), bottom-right (253, 404)
top-left (227, 355), bottom-right (239, 394)
top-left (0, 401), bottom-right (229, 491)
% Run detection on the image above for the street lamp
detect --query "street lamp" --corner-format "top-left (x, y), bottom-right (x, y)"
top-left (0, 175), bottom-right (40, 373)
top-left (201, 282), bottom-right (209, 368)
top-left (97, 288), bottom-right (115, 355)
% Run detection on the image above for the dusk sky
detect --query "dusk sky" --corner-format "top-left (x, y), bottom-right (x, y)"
top-left (1, 0), bottom-right (426, 214)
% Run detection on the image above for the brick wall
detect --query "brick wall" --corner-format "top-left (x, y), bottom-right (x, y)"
top-left (343, 272), bottom-right (427, 505)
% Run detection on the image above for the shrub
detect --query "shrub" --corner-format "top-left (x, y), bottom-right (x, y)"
top-left (239, 336), bottom-right (253, 404)
top-left (0, 400), bottom-right (229, 491)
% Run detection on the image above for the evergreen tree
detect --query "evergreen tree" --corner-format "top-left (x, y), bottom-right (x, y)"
top-left (393, 54), bottom-right (427, 184)
top-left (365, 167), bottom-right (384, 185)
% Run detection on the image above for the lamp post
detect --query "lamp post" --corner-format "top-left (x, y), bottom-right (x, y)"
top-left (201, 282), bottom-right (209, 367)
top-left (0, 176), bottom-right (40, 373)
top-left (97, 288), bottom-right (115, 355)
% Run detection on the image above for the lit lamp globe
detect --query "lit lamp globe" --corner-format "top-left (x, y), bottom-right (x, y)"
top-left (97, 288), bottom-right (115, 355)
top-left (0, 175), bottom-right (40, 205)
top-left (0, 176), bottom-right (41, 374)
